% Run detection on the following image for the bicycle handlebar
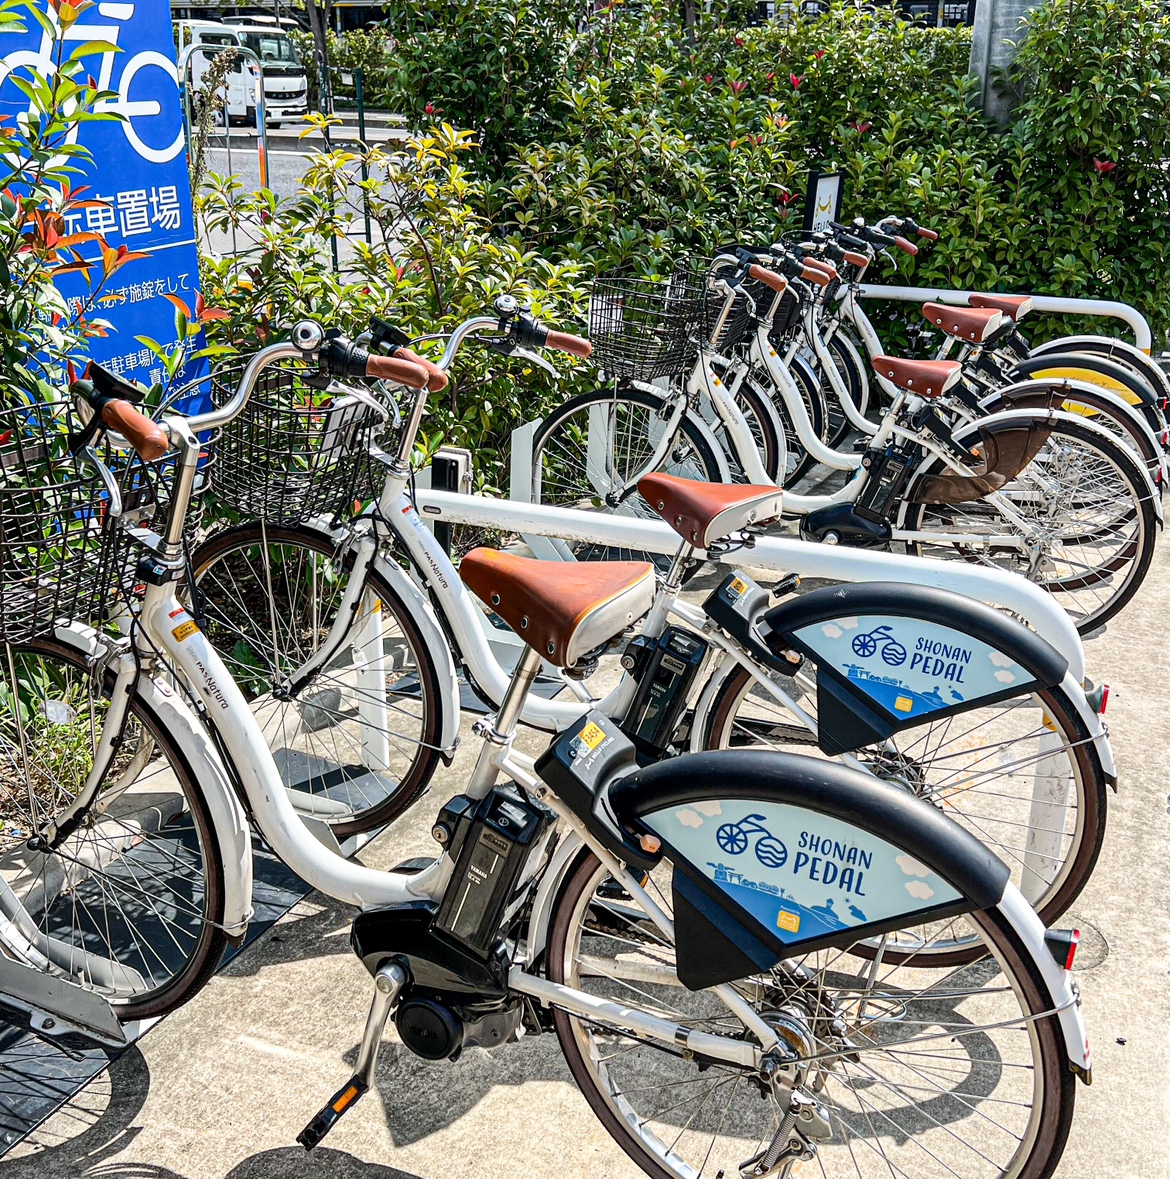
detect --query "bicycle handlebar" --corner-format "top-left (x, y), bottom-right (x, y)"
top-left (748, 263), bottom-right (788, 293)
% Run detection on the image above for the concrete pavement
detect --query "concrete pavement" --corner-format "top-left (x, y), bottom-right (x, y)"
top-left (9, 543), bottom-right (1170, 1178)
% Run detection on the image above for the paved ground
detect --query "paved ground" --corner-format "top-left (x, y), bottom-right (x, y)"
top-left (10, 542), bottom-right (1170, 1178)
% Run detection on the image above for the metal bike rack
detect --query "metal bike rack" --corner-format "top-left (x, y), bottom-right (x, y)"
top-left (177, 42), bottom-right (269, 193)
top-left (413, 485), bottom-right (1087, 681)
top-left (859, 284), bottom-right (1154, 353)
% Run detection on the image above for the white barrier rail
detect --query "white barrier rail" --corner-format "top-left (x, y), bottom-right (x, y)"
top-left (413, 488), bottom-right (1087, 681)
top-left (858, 285), bottom-right (1153, 353)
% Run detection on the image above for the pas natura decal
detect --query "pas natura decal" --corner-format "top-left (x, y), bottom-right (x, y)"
top-left (794, 615), bottom-right (1025, 719)
top-left (644, 800), bottom-right (961, 945)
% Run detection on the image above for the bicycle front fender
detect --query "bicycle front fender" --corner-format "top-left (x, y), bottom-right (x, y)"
top-left (50, 622), bottom-right (254, 942)
top-left (372, 550), bottom-right (462, 762)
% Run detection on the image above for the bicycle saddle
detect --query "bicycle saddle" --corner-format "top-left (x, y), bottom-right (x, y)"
top-left (921, 302), bottom-right (1006, 344)
top-left (970, 293), bottom-right (1034, 322)
top-left (872, 356), bottom-right (962, 398)
top-left (637, 473), bottom-right (783, 548)
top-left (460, 548), bottom-right (655, 668)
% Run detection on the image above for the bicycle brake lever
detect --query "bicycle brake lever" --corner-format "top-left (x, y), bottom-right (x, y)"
top-left (510, 345), bottom-right (560, 378)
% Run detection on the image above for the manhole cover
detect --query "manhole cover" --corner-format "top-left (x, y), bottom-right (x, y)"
top-left (1065, 915), bottom-right (1108, 971)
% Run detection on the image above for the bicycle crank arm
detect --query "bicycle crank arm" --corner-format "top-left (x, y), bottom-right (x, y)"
top-left (298, 962), bottom-right (407, 1150)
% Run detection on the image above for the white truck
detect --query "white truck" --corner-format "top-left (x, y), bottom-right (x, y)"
top-left (177, 19), bottom-right (309, 128)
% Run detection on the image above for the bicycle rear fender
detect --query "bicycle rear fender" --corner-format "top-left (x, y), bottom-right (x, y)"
top-left (611, 751), bottom-right (1092, 1081)
top-left (1031, 334), bottom-right (1170, 400)
top-left (51, 622), bottom-right (255, 941)
top-left (755, 582), bottom-right (1068, 756)
top-left (1012, 350), bottom-right (1157, 407)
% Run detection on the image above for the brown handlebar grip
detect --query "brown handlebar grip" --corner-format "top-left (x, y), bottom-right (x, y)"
top-left (748, 264), bottom-right (788, 294)
top-left (800, 262), bottom-right (835, 287)
top-left (894, 235), bottom-right (920, 257)
top-left (842, 250), bottom-right (870, 269)
top-left (394, 346), bottom-right (449, 392)
top-left (544, 331), bottom-right (593, 359)
top-left (917, 227), bottom-right (939, 242)
top-left (101, 400), bottom-right (169, 462)
top-left (365, 354), bottom-right (430, 389)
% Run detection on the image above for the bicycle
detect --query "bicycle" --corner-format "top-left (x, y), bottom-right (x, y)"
top-left (290, 540), bottom-right (1093, 1179)
top-left (184, 304), bottom-right (1113, 964)
top-left (545, 244), bottom-right (1159, 634)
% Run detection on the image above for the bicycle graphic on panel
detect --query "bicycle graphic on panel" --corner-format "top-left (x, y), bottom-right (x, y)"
top-left (716, 814), bottom-right (789, 869)
top-left (0, 2), bottom-right (185, 164)
top-left (850, 624), bottom-right (907, 667)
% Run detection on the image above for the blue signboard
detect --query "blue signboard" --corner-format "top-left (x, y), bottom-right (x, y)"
top-left (0, 0), bottom-right (210, 409)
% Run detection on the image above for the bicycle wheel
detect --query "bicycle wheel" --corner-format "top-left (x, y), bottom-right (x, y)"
top-left (0, 637), bottom-right (226, 1019)
top-left (900, 417), bottom-right (1158, 633)
top-left (191, 523), bottom-right (444, 837)
top-left (531, 386), bottom-right (723, 560)
top-left (703, 665), bottom-right (1106, 964)
top-left (984, 382), bottom-right (1162, 490)
top-left (548, 850), bottom-right (1074, 1179)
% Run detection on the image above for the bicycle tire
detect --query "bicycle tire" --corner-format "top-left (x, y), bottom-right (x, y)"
top-left (191, 523), bottom-right (445, 837)
top-left (531, 386), bottom-right (723, 560)
top-left (703, 666), bottom-right (1106, 966)
top-left (0, 636), bottom-right (228, 1020)
top-left (900, 416), bottom-right (1157, 633)
top-left (548, 848), bottom-right (1075, 1179)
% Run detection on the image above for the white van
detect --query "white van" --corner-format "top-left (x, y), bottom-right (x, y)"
top-left (177, 19), bottom-right (309, 128)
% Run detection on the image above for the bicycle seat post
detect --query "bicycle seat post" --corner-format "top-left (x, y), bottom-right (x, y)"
top-left (466, 644), bottom-right (543, 797)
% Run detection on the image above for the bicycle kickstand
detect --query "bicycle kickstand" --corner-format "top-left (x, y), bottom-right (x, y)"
top-left (296, 961), bottom-right (407, 1150)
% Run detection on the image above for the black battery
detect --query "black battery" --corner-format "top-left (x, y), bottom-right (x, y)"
top-left (434, 787), bottom-right (552, 956)
top-left (855, 444), bottom-right (915, 523)
top-left (619, 626), bottom-right (708, 754)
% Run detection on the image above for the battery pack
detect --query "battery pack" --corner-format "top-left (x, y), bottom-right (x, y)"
top-left (434, 787), bottom-right (552, 956)
top-left (855, 444), bottom-right (914, 523)
top-left (619, 626), bottom-right (708, 754)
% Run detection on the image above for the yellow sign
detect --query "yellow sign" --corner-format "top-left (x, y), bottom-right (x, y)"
top-left (577, 721), bottom-right (607, 752)
top-left (171, 620), bottom-right (198, 642)
top-left (729, 577), bottom-right (748, 596)
top-left (894, 695), bottom-right (914, 713)
top-left (777, 910), bottom-right (801, 933)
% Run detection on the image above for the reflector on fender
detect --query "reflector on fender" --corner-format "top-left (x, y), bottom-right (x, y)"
top-left (1044, 928), bottom-right (1081, 971)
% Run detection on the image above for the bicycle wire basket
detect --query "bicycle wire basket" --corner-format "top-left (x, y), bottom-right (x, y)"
top-left (588, 264), bottom-right (706, 381)
top-left (0, 399), bottom-right (170, 645)
top-left (209, 355), bottom-right (392, 528)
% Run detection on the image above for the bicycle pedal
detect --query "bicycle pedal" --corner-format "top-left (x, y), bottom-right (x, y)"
top-left (297, 1075), bottom-right (368, 1151)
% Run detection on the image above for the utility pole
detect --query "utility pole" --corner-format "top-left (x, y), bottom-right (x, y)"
top-left (969, 0), bottom-right (1037, 125)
